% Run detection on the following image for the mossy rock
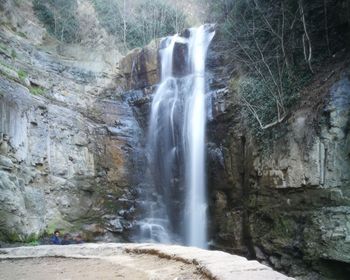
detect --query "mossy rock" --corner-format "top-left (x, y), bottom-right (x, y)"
top-left (46, 217), bottom-right (74, 235)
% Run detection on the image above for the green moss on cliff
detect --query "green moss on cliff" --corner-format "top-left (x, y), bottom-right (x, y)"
top-left (29, 85), bottom-right (45, 96)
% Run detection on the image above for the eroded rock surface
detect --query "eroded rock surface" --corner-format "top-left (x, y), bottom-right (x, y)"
top-left (207, 39), bottom-right (350, 278)
top-left (0, 2), bottom-right (144, 242)
top-left (119, 40), bottom-right (160, 90)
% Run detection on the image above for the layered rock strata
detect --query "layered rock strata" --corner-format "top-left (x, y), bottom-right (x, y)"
top-left (0, 13), bottom-right (143, 241)
top-left (206, 37), bottom-right (350, 278)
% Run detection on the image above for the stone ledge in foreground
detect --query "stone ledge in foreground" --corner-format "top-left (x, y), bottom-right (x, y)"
top-left (0, 243), bottom-right (294, 280)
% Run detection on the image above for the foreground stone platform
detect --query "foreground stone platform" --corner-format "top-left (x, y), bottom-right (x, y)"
top-left (0, 243), bottom-right (293, 280)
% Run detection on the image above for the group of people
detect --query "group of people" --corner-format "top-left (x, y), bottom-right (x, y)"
top-left (50, 230), bottom-right (84, 245)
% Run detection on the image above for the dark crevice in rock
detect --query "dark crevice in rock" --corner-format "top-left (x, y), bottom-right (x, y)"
top-left (241, 135), bottom-right (256, 260)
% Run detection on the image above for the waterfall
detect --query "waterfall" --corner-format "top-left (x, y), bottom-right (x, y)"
top-left (184, 26), bottom-right (214, 248)
top-left (138, 25), bottom-right (214, 248)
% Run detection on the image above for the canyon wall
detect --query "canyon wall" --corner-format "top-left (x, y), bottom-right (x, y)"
top-left (206, 37), bottom-right (350, 278)
top-left (0, 2), bottom-right (144, 241)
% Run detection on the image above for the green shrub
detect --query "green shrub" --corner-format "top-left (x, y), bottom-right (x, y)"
top-left (237, 77), bottom-right (278, 127)
top-left (17, 69), bottom-right (27, 81)
top-left (27, 240), bottom-right (39, 246)
top-left (209, 0), bottom-right (348, 132)
top-left (236, 65), bottom-right (311, 131)
top-left (29, 86), bottom-right (45, 96)
top-left (208, 0), bottom-right (317, 131)
top-left (10, 49), bottom-right (17, 59)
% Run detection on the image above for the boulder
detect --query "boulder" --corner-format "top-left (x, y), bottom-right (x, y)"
top-left (119, 39), bottom-right (160, 90)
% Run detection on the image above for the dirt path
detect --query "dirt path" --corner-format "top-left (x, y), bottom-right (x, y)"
top-left (0, 254), bottom-right (209, 280)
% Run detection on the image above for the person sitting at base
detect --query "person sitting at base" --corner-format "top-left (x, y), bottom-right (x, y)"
top-left (61, 233), bottom-right (73, 245)
top-left (74, 234), bottom-right (84, 244)
top-left (50, 230), bottom-right (61, 245)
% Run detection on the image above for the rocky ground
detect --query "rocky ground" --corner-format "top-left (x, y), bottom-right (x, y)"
top-left (0, 243), bottom-right (293, 280)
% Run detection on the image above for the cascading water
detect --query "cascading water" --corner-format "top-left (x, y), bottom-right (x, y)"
top-left (138, 25), bottom-right (215, 248)
top-left (184, 26), bottom-right (214, 248)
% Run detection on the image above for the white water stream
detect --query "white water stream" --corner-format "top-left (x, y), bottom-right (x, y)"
top-left (141, 25), bottom-right (214, 248)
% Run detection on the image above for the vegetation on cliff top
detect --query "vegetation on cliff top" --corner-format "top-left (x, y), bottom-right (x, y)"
top-left (92, 0), bottom-right (188, 50)
top-left (25, 0), bottom-right (350, 133)
top-left (208, 0), bottom-right (350, 133)
top-left (33, 0), bottom-right (81, 43)
top-left (32, 0), bottom-right (188, 51)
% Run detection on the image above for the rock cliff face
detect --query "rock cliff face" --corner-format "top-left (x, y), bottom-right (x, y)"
top-left (119, 40), bottom-right (160, 91)
top-left (206, 35), bottom-right (350, 278)
top-left (0, 2), bottom-right (145, 242)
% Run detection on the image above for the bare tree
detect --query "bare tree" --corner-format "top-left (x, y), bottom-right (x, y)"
top-left (299, 0), bottom-right (314, 73)
top-left (323, 0), bottom-right (331, 55)
top-left (225, 0), bottom-right (290, 128)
